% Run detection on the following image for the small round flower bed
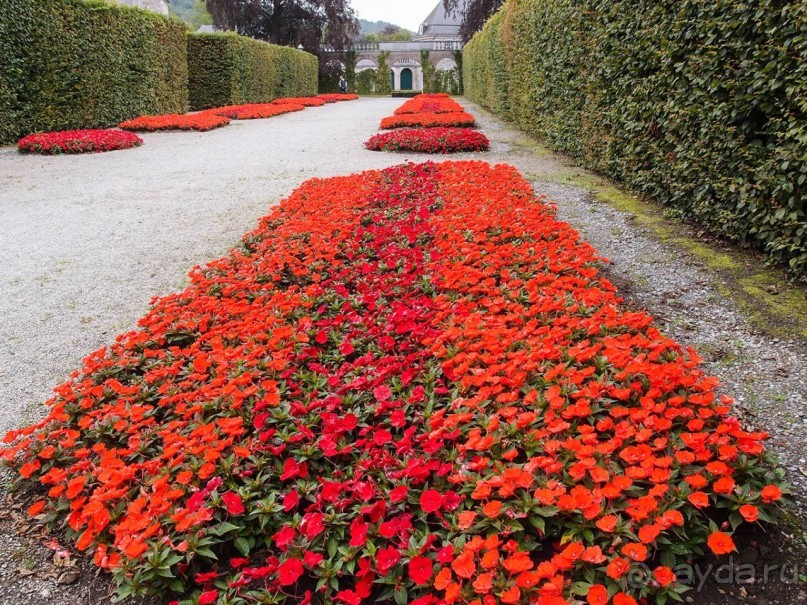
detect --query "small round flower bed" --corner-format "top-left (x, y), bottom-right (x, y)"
top-left (17, 129), bottom-right (143, 154)
top-left (365, 128), bottom-right (489, 153)
top-left (317, 93), bottom-right (360, 103)
top-left (211, 103), bottom-right (306, 120)
top-left (271, 97), bottom-right (326, 107)
top-left (119, 113), bottom-right (230, 132)
top-left (380, 112), bottom-right (476, 129)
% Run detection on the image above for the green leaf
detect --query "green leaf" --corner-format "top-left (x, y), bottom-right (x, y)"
top-left (394, 587), bottom-right (408, 605)
top-left (235, 536), bottom-right (251, 556)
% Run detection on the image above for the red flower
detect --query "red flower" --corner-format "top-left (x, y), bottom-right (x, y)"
top-left (282, 490), bottom-right (299, 512)
top-left (373, 384), bottom-right (392, 401)
top-left (199, 590), bottom-right (218, 604)
top-left (303, 551), bottom-right (323, 568)
top-left (18, 129), bottom-right (143, 154)
top-left (376, 547), bottom-right (402, 576)
top-left (334, 590), bottom-right (361, 605)
top-left (277, 558), bottom-right (304, 585)
top-left (420, 489), bottom-right (444, 513)
top-left (365, 128), bottom-right (490, 154)
top-left (408, 556), bottom-right (434, 585)
top-left (221, 492), bottom-right (244, 515)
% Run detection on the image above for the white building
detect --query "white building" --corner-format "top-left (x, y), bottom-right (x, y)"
top-left (115, 0), bottom-right (170, 16)
top-left (350, 0), bottom-right (467, 92)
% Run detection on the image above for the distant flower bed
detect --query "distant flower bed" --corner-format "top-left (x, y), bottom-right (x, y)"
top-left (394, 95), bottom-right (465, 115)
top-left (271, 97), bottom-right (326, 107)
top-left (380, 112), bottom-right (476, 129)
top-left (17, 129), bottom-right (143, 154)
top-left (317, 93), bottom-right (360, 103)
top-left (365, 128), bottom-right (489, 153)
top-left (210, 103), bottom-right (306, 120)
top-left (119, 113), bottom-right (230, 132)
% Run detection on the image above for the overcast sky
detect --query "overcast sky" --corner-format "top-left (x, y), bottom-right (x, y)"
top-left (350, 0), bottom-right (441, 32)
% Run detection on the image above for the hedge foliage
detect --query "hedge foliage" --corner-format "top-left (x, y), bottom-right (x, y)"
top-left (0, 0), bottom-right (188, 144)
top-left (465, 0), bottom-right (807, 277)
top-left (187, 33), bottom-right (317, 110)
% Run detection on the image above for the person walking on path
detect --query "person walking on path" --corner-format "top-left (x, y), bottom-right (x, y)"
top-left (339, 75), bottom-right (348, 94)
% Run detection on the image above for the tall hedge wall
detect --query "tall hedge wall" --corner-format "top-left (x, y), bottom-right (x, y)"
top-left (188, 33), bottom-right (318, 110)
top-left (465, 0), bottom-right (807, 277)
top-left (0, 0), bottom-right (188, 144)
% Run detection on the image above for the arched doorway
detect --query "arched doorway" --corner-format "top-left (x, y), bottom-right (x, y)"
top-left (400, 68), bottom-right (413, 90)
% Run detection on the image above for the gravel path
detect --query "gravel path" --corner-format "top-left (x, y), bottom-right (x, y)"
top-left (0, 97), bottom-right (804, 604)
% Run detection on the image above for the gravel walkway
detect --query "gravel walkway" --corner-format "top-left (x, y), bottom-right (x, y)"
top-left (0, 97), bottom-right (804, 604)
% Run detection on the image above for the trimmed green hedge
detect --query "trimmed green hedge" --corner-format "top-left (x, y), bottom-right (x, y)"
top-left (465, 0), bottom-right (807, 277)
top-left (0, 0), bottom-right (188, 144)
top-left (188, 33), bottom-right (318, 110)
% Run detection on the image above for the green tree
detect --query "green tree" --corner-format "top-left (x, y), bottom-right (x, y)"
top-left (375, 51), bottom-right (392, 95)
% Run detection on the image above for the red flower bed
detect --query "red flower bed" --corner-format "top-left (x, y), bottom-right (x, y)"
top-left (317, 93), bottom-right (360, 103)
top-left (17, 129), bottom-right (143, 154)
top-left (381, 112), bottom-right (476, 129)
top-left (119, 113), bottom-right (230, 132)
top-left (365, 128), bottom-right (489, 153)
top-left (3, 161), bottom-right (784, 605)
top-left (210, 103), bottom-right (306, 120)
top-left (394, 95), bottom-right (465, 115)
top-left (271, 97), bottom-right (327, 107)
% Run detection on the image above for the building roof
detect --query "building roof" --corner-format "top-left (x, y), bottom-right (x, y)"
top-left (413, 0), bottom-right (467, 41)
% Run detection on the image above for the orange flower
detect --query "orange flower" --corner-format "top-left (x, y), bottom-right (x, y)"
top-left (483, 500), bottom-right (503, 518)
top-left (472, 573), bottom-right (493, 593)
top-left (499, 585), bottom-right (521, 604)
top-left (27, 500), bottom-right (46, 516)
top-left (503, 551), bottom-right (534, 574)
top-left (613, 593), bottom-right (638, 605)
top-left (586, 584), bottom-right (608, 605)
top-left (452, 549), bottom-right (476, 579)
top-left (458, 511), bottom-right (477, 529)
top-left (653, 566), bottom-right (676, 587)
top-left (481, 549), bottom-right (500, 569)
top-left (606, 557), bottom-right (630, 580)
top-left (595, 515), bottom-right (619, 532)
top-left (687, 492), bottom-right (709, 508)
top-left (621, 542), bottom-right (648, 562)
top-left (434, 567), bottom-right (452, 590)
top-left (638, 523), bottom-right (662, 543)
top-left (761, 485), bottom-right (782, 502)
top-left (739, 504), bottom-right (759, 522)
top-left (581, 546), bottom-right (606, 564)
top-left (707, 531), bottom-right (735, 555)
